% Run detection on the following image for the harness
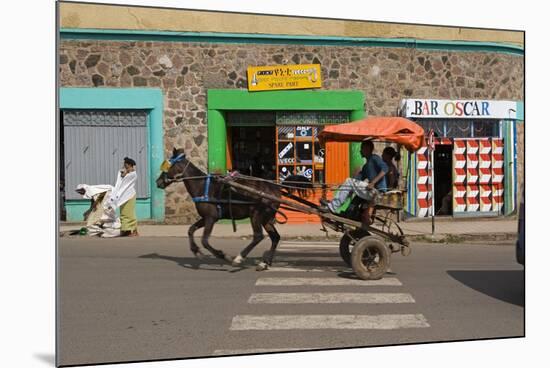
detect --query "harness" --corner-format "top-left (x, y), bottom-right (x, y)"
top-left (164, 155), bottom-right (288, 229)
top-left (169, 153), bottom-right (185, 165)
top-left (192, 174), bottom-right (223, 217)
top-left (192, 174), bottom-right (213, 203)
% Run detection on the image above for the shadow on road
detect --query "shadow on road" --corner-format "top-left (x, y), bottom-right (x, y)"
top-left (139, 253), bottom-right (231, 271)
top-left (447, 270), bottom-right (524, 306)
top-left (138, 252), bottom-right (348, 274)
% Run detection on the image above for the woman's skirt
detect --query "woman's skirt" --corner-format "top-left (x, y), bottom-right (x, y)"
top-left (120, 195), bottom-right (138, 232)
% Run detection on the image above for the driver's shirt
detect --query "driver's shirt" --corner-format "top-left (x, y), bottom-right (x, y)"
top-left (356, 153), bottom-right (388, 191)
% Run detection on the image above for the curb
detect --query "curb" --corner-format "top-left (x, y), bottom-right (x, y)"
top-left (60, 230), bottom-right (516, 243)
top-left (406, 232), bottom-right (516, 243)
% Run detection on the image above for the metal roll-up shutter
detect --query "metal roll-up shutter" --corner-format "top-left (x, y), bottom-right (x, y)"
top-left (63, 110), bottom-right (149, 200)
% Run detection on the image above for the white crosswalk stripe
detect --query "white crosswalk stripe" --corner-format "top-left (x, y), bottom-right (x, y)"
top-left (280, 242), bottom-right (338, 249)
top-left (248, 292), bottom-right (415, 304)
top-left (266, 266), bottom-right (345, 273)
top-left (275, 248), bottom-right (342, 254)
top-left (256, 277), bottom-right (402, 286)
top-left (230, 314), bottom-right (430, 330)
top-left (273, 256), bottom-right (343, 262)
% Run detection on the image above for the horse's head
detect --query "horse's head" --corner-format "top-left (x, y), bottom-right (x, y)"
top-left (156, 148), bottom-right (188, 189)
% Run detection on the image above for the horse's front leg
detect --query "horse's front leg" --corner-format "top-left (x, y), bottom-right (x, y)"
top-left (201, 217), bottom-right (233, 263)
top-left (188, 218), bottom-right (205, 258)
top-left (256, 219), bottom-right (281, 271)
top-left (232, 213), bottom-right (264, 267)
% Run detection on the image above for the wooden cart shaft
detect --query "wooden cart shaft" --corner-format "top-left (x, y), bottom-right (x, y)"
top-left (220, 178), bottom-right (407, 245)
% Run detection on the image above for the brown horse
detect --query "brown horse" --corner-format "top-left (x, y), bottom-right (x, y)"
top-left (156, 148), bottom-right (312, 271)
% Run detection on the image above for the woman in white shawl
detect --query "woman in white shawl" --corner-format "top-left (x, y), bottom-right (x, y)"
top-left (105, 157), bottom-right (138, 236)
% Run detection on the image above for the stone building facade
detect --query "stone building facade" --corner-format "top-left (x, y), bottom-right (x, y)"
top-left (60, 38), bottom-right (524, 223)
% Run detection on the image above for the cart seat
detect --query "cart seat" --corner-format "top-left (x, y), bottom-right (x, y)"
top-left (377, 190), bottom-right (404, 210)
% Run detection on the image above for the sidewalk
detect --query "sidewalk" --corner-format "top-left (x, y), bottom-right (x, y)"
top-left (60, 217), bottom-right (518, 242)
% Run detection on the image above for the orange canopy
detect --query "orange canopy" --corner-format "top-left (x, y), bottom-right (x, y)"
top-left (318, 116), bottom-right (426, 152)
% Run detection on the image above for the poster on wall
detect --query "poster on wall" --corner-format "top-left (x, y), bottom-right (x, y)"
top-left (278, 141), bottom-right (295, 165)
top-left (247, 64), bottom-right (322, 91)
top-left (279, 165), bottom-right (295, 179)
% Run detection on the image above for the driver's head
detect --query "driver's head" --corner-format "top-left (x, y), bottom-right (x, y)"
top-left (382, 147), bottom-right (396, 162)
top-left (361, 140), bottom-right (374, 157)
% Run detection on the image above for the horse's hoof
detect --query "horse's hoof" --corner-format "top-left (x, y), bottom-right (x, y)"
top-left (256, 262), bottom-right (269, 271)
top-left (193, 252), bottom-right (204, 260)
top-left (232, 255), bottom-right (244, 267)
top-left (214, 252), bottom-right (229, 261)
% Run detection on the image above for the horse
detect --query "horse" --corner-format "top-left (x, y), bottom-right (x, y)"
top-left (156, 148), bottom-right (312, 271)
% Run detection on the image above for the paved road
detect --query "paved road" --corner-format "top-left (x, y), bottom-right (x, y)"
top-left (58, 236), bottom-right (524, 366)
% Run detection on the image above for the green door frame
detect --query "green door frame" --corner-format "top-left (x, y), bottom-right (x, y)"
top-left (207, 89), bottom-right (366, 175)
top-left (59, 87), bottom-right (165, 222)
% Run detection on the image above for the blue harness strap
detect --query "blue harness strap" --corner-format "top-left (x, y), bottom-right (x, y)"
top-left (192, 174), bottom-right (212, 203)
top-left (169, 153), bottom-right (185, 165)
top-left (168, 152), bottom-right (225, 218)
top-left (192, 174), bottom-right (223, 217)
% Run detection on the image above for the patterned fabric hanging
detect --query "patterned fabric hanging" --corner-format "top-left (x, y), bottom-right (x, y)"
top-left (466, 140), bottom-right (480, 212)
top-left (415, 146), bottom-right (432, 217)
top-left (452, 138), bottom-right (504, 215)
top-left (492, 139), bottom-right (505, 213)
top-left (453, 140), bottom-right (467, 213)
top-left (479, 139), bottom-right (493, 212)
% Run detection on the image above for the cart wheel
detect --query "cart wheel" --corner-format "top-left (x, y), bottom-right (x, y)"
top-left (351, 236), bottom-right (390, 280)
top-left (339, 229), bottom-right (369, 266)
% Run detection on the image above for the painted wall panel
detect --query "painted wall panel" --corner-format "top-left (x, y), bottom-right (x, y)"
top-left (325, 142), bottom-right (350, 185)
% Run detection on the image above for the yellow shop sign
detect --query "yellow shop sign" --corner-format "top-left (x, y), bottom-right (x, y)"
top-left (247, 64), bottom-right (322, 91)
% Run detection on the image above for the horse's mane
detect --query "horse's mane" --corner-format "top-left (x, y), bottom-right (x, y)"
top-left (183, 157), bottom-right (206, 178)
top-left (171, 148), bottom-right (206, 178)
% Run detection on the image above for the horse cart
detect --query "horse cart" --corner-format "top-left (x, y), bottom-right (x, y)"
top-left (218, 117), bottom-right (425, 280)
top-left (157, 116), bottom-right (424, 280)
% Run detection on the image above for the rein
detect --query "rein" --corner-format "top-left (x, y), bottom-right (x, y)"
top-left (166, 170), bottom-right (363, 192)
top-left (164, 160), bottom-right (193, 184)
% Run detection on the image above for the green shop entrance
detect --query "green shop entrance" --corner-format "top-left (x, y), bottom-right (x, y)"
top-left (207, 89), bottom-right (366, 223)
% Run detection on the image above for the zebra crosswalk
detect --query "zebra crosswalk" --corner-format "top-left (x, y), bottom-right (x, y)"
top-left (212, 241), bottom-right (430, 355)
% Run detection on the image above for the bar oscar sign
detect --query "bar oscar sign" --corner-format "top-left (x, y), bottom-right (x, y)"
top-left (401, 99), bottom-right (518, 119)
top-left (247, 64), bottom-right (322, 92)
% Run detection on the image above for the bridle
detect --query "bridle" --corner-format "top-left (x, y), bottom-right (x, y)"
top-left (162, 153), bottom-right (191, 184)
top-left (165, 162), bottom-right (191, 184)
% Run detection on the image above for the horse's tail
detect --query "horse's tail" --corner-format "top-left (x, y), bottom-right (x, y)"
top-left (281, 175), bottom-right (314, 198)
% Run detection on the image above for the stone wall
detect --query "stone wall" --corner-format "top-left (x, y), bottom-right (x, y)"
top-left (60, 40), bottom-right (524, 223)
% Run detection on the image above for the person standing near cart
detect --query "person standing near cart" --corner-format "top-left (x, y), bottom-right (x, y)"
top-left (105, 157), bottom-right (139, 237)
top-left (382, 146), bottom-right (399, 190)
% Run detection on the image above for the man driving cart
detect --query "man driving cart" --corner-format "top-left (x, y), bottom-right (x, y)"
top-left (320, 139), bottom-right (388, 223)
